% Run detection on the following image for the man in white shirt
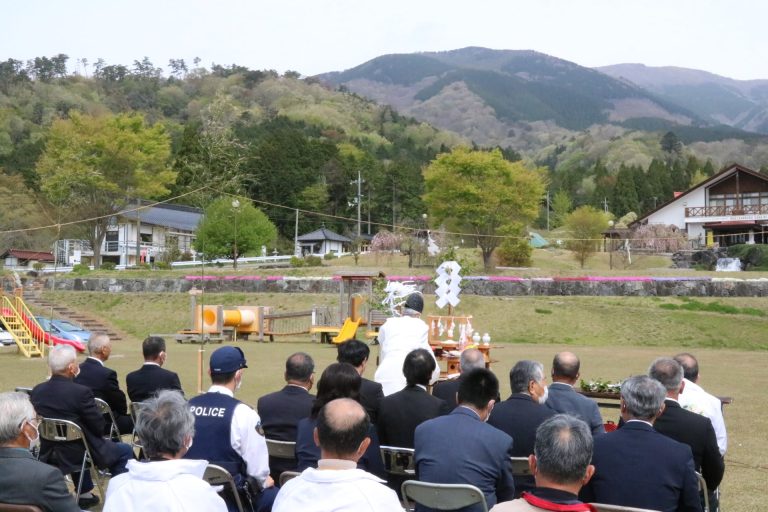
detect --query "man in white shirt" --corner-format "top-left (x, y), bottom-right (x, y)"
top-left (674, 353), bottom-right (728, 455)
top-left (184, 346), bottom-right (276, 512)
top-left (273, 398), bottom-right (401, 512)
top-left (374, 293), bottom-right (440, 396)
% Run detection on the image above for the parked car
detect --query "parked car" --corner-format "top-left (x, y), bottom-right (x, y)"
top-left (0, 326), bottom-right (14, 346)
top-left (35, 317), bottom-right (92, 343)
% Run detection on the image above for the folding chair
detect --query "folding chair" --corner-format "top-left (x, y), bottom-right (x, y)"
top-left (128, 402), bottom-right (145, 455)
top-left (591, 505), bottom-right (660, 512)
top-left (380, 445), bottom-right (416, 477)
top-left (13, 387), bottom-right (32, 396)
top-left (265, 439), bottom-right (296, 460)
top-left (0, 505), bottom-right (44, 512)
top-left (696, 471), bottom-right (710, 512)
top-left (278, 471), bottom-right (300, 487)
top-left (509, 456), bottom-right (532, 477)
top-left (37, 417), bottom-right (106, 499)
top-left (94, 398), bottom-right (121, 442)
top-left (203, 464), bottom-right (245, 512)
top-left (401, 480), bottom-right (488, 512)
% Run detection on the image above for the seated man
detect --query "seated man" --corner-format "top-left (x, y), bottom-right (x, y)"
top-left (545, 351), bottom-right (605, 435)
top-left (75, 333), bottom-right (134, 435)
top-left (488, 360), bottom-right (555, 496)
top-left (126, 335), bottom-right (183, 403)
top-left (31, 345), bottom-right (134, 509)
top-left (184, 346), bottom-right (277, 512)
top-left (257, 352), bottom-right (315, 480)
top-left (0, 391), bottom-right (80, 512)
top-left (377, 348), bottom-right (450, 448)
top-left (273, 398), bottom-right (401, 512)
top-left (674, 352), bottom-right (728, 455)
top-left (104, 390), bottom-right (227, 511)
top-left (579, 375), bottom-right (701, 511)
top-left (337, 339), bottom-right (383, 422)
top-left (415, 368), bottom-right (515, 511)
top-left (432, 347), bottom-right (487, 410)
top-left (649, 357), bottom-right (724, 508)
top-left (491, 414), bottom-right (596, 511)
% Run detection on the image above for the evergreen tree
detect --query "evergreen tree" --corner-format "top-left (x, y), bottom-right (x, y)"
top-left (611, 164), bottom-right (640, 217)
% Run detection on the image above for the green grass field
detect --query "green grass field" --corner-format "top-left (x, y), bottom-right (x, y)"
top-left (1, 287), bottom-right (766, 510)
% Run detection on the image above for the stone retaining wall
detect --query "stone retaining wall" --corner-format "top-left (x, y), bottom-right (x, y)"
top-left (34, 276), bottom-right (768, 297)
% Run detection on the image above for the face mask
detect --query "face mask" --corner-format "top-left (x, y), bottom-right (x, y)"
top-left (185, 437), bottom-right (193, 451)
top-left (538, 385), bottom-right (549, 405)
top-left (24, 421), bottom-right (40, 452)
top-left (235, 374), bottom-right (242, 391)
top-left (72, 363), bottom-right (80, 379)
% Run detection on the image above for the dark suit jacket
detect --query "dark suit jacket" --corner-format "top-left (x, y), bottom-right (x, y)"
top-left (432, 376), bottom-right (462, 409)
top-left (415, 407), bottom-right (515, 511)
top-left (75, 357), bottom-right (133, 434)
top-left (126, 363), bottom-right (183, 403)
top-left (580, 420), bottom-right (702, 512)
top-left (655, 399), bottom-right (725, 491)
top-left (487, 392), bottom-right (556, 497)
top-left (31, 375), bottom-right (122, 472)
top-left (377, 385), bottom-right (450, 448)
top-left (360, 377), bottom-right (384, 423)
top-left (545, 382), bottom-right (605, 435)
top-left (257, 385), bottom-right (314, 480)
top-left (0, 447), bottom-right (80, 512)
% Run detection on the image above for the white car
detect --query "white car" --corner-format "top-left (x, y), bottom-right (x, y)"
top-left (0, 326), bottom-right (14, 346)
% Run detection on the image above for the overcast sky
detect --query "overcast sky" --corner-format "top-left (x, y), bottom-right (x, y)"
top-left (3, 0), bottom-right (766, 80)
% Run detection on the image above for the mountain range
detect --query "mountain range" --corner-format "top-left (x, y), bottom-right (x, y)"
top-left (318, 47), bottom-right (768, 154)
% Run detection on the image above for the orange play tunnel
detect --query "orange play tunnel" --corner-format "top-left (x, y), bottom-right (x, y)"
top-left (195, 305), bottom-right (263, 334)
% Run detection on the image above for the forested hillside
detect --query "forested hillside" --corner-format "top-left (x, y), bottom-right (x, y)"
top-left (0, 55), bottom-right (465, 251)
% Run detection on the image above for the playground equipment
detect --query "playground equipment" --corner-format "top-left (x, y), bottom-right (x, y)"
top-left (0, 289), bottom-right (86, 358)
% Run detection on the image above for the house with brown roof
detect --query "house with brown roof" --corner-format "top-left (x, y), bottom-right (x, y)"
top-left (1, 249), bottom-right (56, 270)
top-left (633, 163), bottom-right (768, 247)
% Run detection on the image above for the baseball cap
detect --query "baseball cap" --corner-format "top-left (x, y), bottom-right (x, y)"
top-left (210, 346), bottom-right (248, 374)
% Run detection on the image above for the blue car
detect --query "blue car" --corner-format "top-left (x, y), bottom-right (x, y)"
top-left (35, 317), bottom-right (92, 343)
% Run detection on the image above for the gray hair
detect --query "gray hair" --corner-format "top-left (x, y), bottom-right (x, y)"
top-left (510, 360), bottom-right (544, 394)
top-left (48, 344), bottom-right (76, 374)
top-left (648, 357), bottom-right (683, 393)
top-left (460, 348), bottom-right (486, 373)
top-left (136, 390), bottom-right (195, 457)
top-left (0, 392), bottom-right (36, 445)
top-left (621, 375), bottom-right (666, 421)
top-left (534, 414), bottom-right (593, 484)
top-left (87, 333), bottom-right (110, 356)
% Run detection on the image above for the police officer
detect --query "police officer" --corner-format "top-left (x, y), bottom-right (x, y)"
top-left (185, 346), bottom-right (276, 512)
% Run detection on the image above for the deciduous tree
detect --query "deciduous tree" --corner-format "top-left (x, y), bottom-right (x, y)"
top-left (35, 112), bottom-right (175, 267)
top-left (564, 205), bottom-right (608, 268)
top-left (423, 147), bottom-right (546, 271)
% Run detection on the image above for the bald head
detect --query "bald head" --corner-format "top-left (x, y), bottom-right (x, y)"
top-left (460, 348), bottom-right (485, 374)
top-left (674, 353), bottom-right (699, 382)
top-left (552, 351), bottom-right (580, 383)
top-left (315, 398), bottom-right (370, 460)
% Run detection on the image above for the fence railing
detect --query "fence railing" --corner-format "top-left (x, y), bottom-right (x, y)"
top-left (685, 204), bottom-right (768, 217)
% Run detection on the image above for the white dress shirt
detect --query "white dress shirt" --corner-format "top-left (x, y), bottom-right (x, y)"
top-left (678, 378), bottom-right (728, 455)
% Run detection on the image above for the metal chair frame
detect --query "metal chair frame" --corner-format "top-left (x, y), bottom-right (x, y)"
top-left (278, 470), bottom-right (300, 487)
top-left (509, 456), bottom-right (532, 477)
top-left (94, 398), bottom-right (121, 442)
top-left (380, 445), bottom-right (416, 477)
top-left (37, 417), bottom-right (105, 498)
top-left (265, 438), bottom-right (296, 460)
top-left (696, 471), bottom-right (710, 512)
top-left (203, 464), bottom-right (245, 512)
top-left (128, 401), bottom-right (145, 454)
top-left (401, 480), bottom-right (488, 512)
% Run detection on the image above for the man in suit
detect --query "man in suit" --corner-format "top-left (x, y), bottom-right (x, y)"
top-left (0, 391), bottom-right (80, 512)
top-left (649, 357), bottom-right (724, 508)
top-left (378, 348), bottom-right (450, 447)
top-left (337, 339), bottom-right (383, 422)
top-left (75, 333), bottom-right (133, 435)
top-left (31, 345), bottom-right (134, 509)
top-left (415, 368), bottom-right (515, 511)
top-left (432, 347), bottom-right (487, 410)
top-left (491, 415), bottom-right (596, 512)
top-left (545, 351), bottom-right (605, 435)
top-left (674, 352), bottom-right (728, 455)
top-left (579, 375), bottom-right (701, 512)
top-left (257, 352), bottom-right (315, 480)
top-left (488, 360), bottom-right (556, 496)
top-left (126, 335), bottom-right (183, 403)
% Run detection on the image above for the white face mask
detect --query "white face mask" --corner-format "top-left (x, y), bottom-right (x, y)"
top-left (185, 437), bottom-right (193, 451)
top-left (235, 373), bottom-right (243, 391)
top-left (538, 385), bottom-right (549, 405)
top-left (24, 421), bottom-right (40, 452)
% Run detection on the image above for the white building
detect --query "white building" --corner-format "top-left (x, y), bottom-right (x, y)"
top-left (633, 163), bottom-right (768, 247)
top-left (296, 227), bottom-right (351, 256)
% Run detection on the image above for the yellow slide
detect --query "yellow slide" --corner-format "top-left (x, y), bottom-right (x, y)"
top-left (332, 317), bottom-right (361, 344)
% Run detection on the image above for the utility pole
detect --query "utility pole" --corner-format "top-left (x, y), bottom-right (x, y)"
top-left (135, 198), bottom-right (141, 266)
top-left (546, 190), bottom-right (550, 231)
top-left (603, 197), bottom-right (609, 214)
top-left (294, 208), bottom-right (300, 257)
top-left (357, 169), bottom-right (362, 238)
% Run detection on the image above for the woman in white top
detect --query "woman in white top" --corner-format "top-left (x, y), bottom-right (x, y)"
top-left (104, 390), bottom-right (227, 512)
top-left (374, 293), bottom-right (440, 396)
